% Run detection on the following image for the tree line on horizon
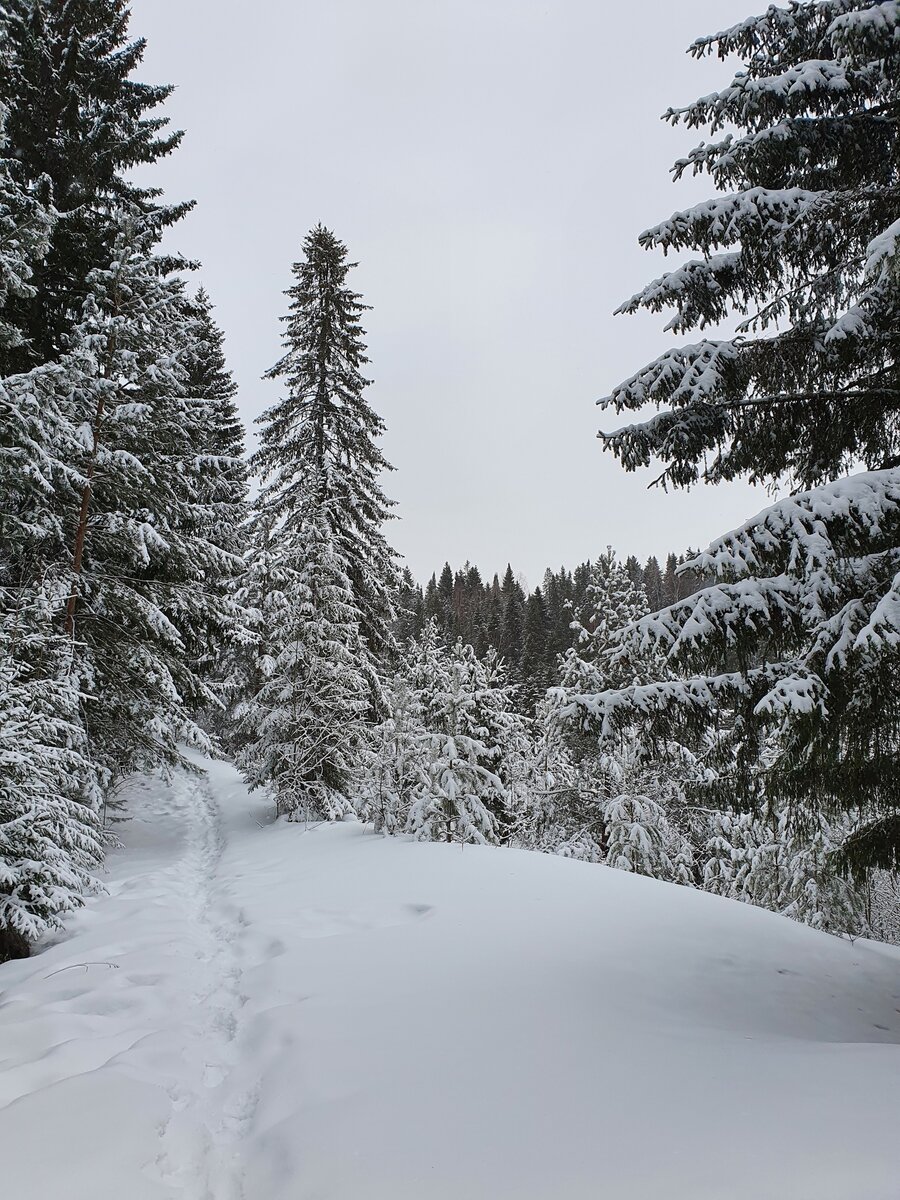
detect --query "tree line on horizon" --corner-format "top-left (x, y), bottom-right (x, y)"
top-left (393, 552), bottom-right (710, 709)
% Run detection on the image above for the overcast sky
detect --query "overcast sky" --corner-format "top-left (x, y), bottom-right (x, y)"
top-left (132, 0), bottom-right (766, 587)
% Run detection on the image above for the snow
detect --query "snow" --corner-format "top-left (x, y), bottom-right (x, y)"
top-left (639, 188), bottom-right (822, 253)
top-left (2, 757), bottom-right (900, 1200)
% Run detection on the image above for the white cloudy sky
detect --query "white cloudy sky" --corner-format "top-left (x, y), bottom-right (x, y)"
top-left (133, 0), bottom-right (767, 585)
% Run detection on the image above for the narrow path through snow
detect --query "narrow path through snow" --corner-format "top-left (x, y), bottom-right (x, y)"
top-left (150, 771), bottom-right (258, 1200)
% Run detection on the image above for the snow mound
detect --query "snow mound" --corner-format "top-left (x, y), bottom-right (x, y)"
top-left (1, 758), bottom-right (899, 1200)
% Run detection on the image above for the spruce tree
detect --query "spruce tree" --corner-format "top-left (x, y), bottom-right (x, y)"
top-left (548, 551), bottom-right (698, 879)
top-left (258, 225), bottom-right (398, 664)
top-left (596, 0), bottom-right (900, 874)
top-left (237, 509), bottom-right (369, 820)
top-left (182, 288), bottom-right (247, 532)
top-left (179, 287), bottom-right (248, 686)
top-left (355, 671), bottom-right (430, 834)
top-left (55, 211), bottom-right (242, 779)
top-left (602, 792), bottom-right (676, 879)
top-left (0, 126), bottom-right (59, 592)
top-left (0, 0), bottom-right (188, 372)
top-left (436, 562), bottom-right (455, 639)
top-left (242, 226), bottom-right (397, 809)
top-left (643, 557), bottom-right (663, 612)
top-left (558, 549), bottom-right (649, 702)
top-left (1, 590), bottom-right (103, 958)
top-left (406, 631), bottom-right (506, 846)
top-left (624, 555), bottom-right (645, 595)
top-left (423, 573), bottom-right (442, 630)
top-left (393, 566), bottom-right (425, 646)
top-left (0, 3), bottom-right (235, 951)
top-left (499, 564), bottom-right (525, 676)
top-left (522, 588), bottom-right (552, 710)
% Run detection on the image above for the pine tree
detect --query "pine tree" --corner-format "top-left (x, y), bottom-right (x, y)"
top-left (596, 0), bottom-right (900, 874)
top-left (257, 225), bottom-right (398, 666)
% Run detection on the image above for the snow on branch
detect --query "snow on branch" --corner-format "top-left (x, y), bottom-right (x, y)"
top-left (639, 188), bottom-right (825, 254)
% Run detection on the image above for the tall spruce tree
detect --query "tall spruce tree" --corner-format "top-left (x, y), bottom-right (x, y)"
top-left (0, 0), bottom-right (188, 372)
top-left (522, 588), bottom-right (552, 710)
top-left (594, 0), bottom-right (900, 874)
top-left (0, 4), bottom-right (245, 954)
top-left (179, 288), bottom-right (248, 686)
top-left (256, 224), bottom-right (398, 666)
top-left (241, 226), bottom-right (398, 811)
top-left (499, 564), bottom-right (525, 676)
top-left (0, 118), bottom-right (59, 593)
top-left (53, 211), bottom-right (243, 779)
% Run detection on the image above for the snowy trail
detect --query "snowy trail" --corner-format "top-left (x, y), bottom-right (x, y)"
top-left (0, 764), bottom-right (272, 1200)
top-left (149, 772), bottom-right (257, 1200)
top-left (2, 758), bottom-right (900, 1199)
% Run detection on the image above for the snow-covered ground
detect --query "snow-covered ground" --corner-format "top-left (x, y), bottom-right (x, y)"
top-left (1, 759), bottom-right (899, 1200)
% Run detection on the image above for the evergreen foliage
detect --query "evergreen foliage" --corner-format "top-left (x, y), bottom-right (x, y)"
top-left (0, 592), bottom-right (103, 956)
top-left (405, 632), bottom-right (507, 845)
top-left (237, 510), bottom-right (369, 820)
top-left (53, 212), bottom-right (242, 779)
top-left (594, 0), bottom-right (900, 874)
top-left (179, 287), bottom-right (248, 685)
top-left (357, 622), bottom-right (529, 846)
top-left (0, 2), bottom-right (244, 953)
top-left (238, 226), bottom-right (399, 814)
top-left (0, 0), bottom-right (188, 371)
top-left (257, 225), bottom-right (398, 666)
top-left (390, 551), bottom-right (708, 708)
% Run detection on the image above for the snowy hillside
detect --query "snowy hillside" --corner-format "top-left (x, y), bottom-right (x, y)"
top-left (1, 758), bottom-right (899, 1200)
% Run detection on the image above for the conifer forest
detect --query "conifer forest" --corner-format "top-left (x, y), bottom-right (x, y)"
top-left (2, 3), bottom-right (900, 1198)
